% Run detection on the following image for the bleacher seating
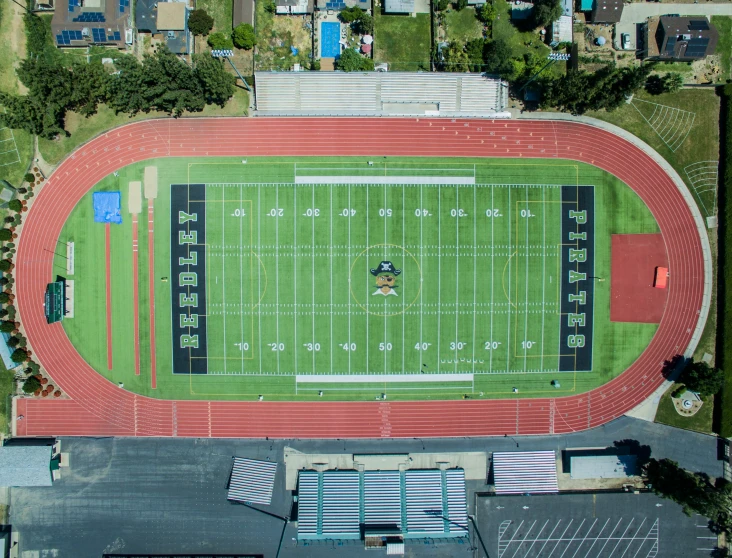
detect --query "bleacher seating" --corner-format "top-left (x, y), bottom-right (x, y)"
top-left (255, 72), bottom-right (508, 117)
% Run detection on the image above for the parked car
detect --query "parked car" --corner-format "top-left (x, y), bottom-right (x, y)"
top-left (621, 33), bottom-right (631, 50)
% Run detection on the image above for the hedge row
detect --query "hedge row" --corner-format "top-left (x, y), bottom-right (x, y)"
top-left (717, 84), bottom-right (732, 437)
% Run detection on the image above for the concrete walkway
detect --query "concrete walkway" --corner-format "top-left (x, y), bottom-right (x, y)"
top-left (621, 2), bottom-right (732, 23)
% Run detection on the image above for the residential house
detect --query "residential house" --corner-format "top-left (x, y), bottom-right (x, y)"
top-left (383, 0), bottom-right (414, 13)
top-left (645, 16), bottom-right (718, 61)
top-left (277, 0), bottom-right (313, 14)
top-left (52, 0), bottom-right (130, 48)
top-left (136, 0), bottom-right (191, 54)
top-left (317, 0), bottom-right (369, 11)
top-left (590, 0), bottom-right (623, 24)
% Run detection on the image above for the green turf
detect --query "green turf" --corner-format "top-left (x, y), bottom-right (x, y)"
top-left (373, 11), bottom-right (431, 71)
top-left (57, 157), bottom-right (660, 401)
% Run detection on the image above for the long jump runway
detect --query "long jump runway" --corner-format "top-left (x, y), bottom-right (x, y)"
top-left (13, 118), bottom-right (709, 438)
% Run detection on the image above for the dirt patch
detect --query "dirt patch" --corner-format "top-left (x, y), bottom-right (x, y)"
top-left (4, 1), bottom-right (28, 95)
top-left (255, 8), bottom-right (313, 71)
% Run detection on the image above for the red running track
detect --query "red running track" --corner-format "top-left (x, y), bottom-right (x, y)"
top-left (13, 118), bottom-right (707, 438)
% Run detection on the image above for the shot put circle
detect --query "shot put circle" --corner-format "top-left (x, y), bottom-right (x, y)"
top-left (349, 244), bottom-right (422, 317)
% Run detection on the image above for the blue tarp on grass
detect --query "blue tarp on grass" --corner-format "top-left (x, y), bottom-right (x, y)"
top-left (93, 191), bottom-right (122, 224)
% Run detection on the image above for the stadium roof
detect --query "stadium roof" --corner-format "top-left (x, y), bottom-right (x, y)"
top-left (255, 72), bottom-right (509, 117)
top-left (227, 457), bottom-right (278, 505)
top-left (297, 469), bottom-right (468, 540)
top-left (493, 451), bottom-right (558, 495)
top-left (0, 445), bottom-right (53, 487)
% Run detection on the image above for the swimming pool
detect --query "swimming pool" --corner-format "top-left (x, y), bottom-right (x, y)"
top-left (320, 21), bottom-right (341, 58)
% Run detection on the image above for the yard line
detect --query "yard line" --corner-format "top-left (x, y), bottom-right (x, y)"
top-left (401, 183), bottom-right (405, 374)
top-left (312, 184), bottom-right (316, 373)
top-left (275, 183), bottom-right (280, 373)
top-left (348, 182), bottom-right (352, 374)
top-left (489, 184), bottom-right (494, 373)
top-left (239, 184), bottom-right (244, 373)
top-left (294, 185), bottom-right (298, 377)
top-left (366, 184), bottom-right (369, 373)
top-left (472, 183), bottom-right (477, 377)
top-left (541, 184), bottom-right (547, 372)
top-left (506, 185), bottom-right (511, 373)
top-left (454, 184), bottom-right (460, 369)
top-left (437, 183), bottom-right (441, 373)
top-left (420, 182), bottom-right (424, 360)
top-left (222, 186), bottom-right (227, 373)
top-left (258, 184), bottom-right (262, 376)
top-left (524, 184), bottom-right (530, 371)
top-left (330, 183), bottom-right (333, 375)
top-left (384, 181), bottom-right (387, 375)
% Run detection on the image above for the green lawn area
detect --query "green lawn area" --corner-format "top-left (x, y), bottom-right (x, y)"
top-left (655, 384), bottom-right (715, 434)
top-left (374, 12), bottom-right (431, 71)
top-left (195, 0), bottom-right (234, 32)
top-left (0, 0), bottom-right (33, 186)
top-left (56, 156), bottom-right (658, 401)
top-left (445, 7), bottom-right (484, 44)
top-left (713, 16), bottom-right (732, 82)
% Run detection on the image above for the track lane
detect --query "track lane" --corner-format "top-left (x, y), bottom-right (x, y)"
top-left (14, 118), bottom-right (707, 438)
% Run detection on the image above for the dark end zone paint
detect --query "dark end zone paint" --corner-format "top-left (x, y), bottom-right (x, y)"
top-left (559, 185), bottom-right (595, 372)
top-left (171, 184), bottom-right (208, 374)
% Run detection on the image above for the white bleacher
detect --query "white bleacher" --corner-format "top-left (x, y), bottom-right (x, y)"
top-left (255, 72), bottom-right (509, 117)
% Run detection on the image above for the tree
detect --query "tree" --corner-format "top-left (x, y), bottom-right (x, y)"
top-left (23, 173), bottom-right (34, 183)
top-left (476, 3), bottom-right (496, 24)
top-left (339, 6), bottom-right (365, 23)
top-left (0, 321), bottom-right (15, 333)
top-left (6, 336), bottom-right (19, 348)
top-left (232, 23), bottom-right (256, 50)
top-left (0, 230), bottom-right (11, 242)
top-left (10, 348), bottom-right (28, 363)
top-left (7, 200), bottom-right (22, 213)
top-left (465, 39), bottom-right (485, 72)
top-left (441, 42), bottom-right (469, 72)
top-left (335, 48), bottom-right (374, 72)
top-left (193, 54), bottom-right (236, 107)
top-left (647, 72), bottom-right (684, 95)
top-left (453, 0), bottom-right (468, 10)
top-left (435, 0), bottom-right (449, 10)
top-left (482, 39), bottom-right (514, 79)
top-left (353, 13), bottom-right (374, 35)
top-left (188, 9), bottom-right (214, 36)
top-left (22, 375), bottom-right (41, 394)
top-left (207, 32), bottom-right (234, 51)
top-left (645, 458), bottom-right (732, 529)
top-left (679, 361), bottom-right (724, 397)
top-left (0, 261), bottom-right (9, 273)
top-left (69, 61), bottom-right (110, 116)
top-left (533, 0), bottom-right (562, 28)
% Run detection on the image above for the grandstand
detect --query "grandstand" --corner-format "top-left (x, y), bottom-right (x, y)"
top-left (254, 72), bottom-right (510, 117)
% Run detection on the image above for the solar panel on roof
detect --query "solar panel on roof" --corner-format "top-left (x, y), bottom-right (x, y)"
top-left (689, 20), bottom-right (709, 30)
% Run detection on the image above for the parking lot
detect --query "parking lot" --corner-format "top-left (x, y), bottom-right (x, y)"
top-left (477, 492), bottom-right (718, 558)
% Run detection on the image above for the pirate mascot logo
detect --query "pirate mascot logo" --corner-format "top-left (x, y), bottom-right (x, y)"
top-left (371, 261), bottom-right (401, 297)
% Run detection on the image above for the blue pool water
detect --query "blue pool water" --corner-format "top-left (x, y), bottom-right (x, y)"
top-left (321, 22), bottom-right (341, 58)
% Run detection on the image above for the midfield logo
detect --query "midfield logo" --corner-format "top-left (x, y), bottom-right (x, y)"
top-left (370, 261), bottom-right (401, 297)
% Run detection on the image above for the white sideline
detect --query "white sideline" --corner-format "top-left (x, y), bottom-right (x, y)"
top-left (296, 373), bottom-right (474, 383)
top-left (294, 176), bottom-right (476, 184)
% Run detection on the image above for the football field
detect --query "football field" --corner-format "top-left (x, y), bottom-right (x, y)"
top-left (58, 157), bottom-right (660, 401)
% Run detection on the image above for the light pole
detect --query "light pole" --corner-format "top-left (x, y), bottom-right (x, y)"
top-left (518, 52), bottom-right (571, 95)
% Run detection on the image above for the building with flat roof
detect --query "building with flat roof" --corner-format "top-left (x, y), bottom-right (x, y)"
top-left (52, 0), bottom-right (130, 48)
top-left (0, 445), bottom-right (55, 487)
top-left (646, 16), bottom-right (718, 61)
top-left (384, 0), bottom-right (415, 13)
top-left (276, 0), bottom-right (313, 14)
top-left (590, 0), bottom-right (623, 23)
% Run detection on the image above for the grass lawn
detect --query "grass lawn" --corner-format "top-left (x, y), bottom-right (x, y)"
top-left (445, 7), bottom-right (484, 44)
top-left (0, 0), bottom-right (33, 187)
top-left (254, 1), bottom-right (312, 71)
top-left (0, 360), bottom-right (14, 436)
top-left (712, 16), bottom-right (732, 82)
top-left (374, 11), bottom-right (431, 71)
top-left (655, 384), bottom-right (714, 434)
top-left (195, 0), bottom-right (234, 32)
top-left (56, 156), bottom-right (658, 401)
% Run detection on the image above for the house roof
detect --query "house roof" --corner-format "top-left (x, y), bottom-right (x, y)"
top-left (657, 16), bottom-right (718, 60)
top-left (384, 0), bottom-right (414, 13)
top-left (135, 0), bottom-right (159, 33)
top-left (157, 2), bottom-right (187, 31)
top-left (0, 446), bottom-right (52, 487)
top-left (591, 0), bottom-right (623, 23)
top-left (51, 0), bottom-right (129, 47)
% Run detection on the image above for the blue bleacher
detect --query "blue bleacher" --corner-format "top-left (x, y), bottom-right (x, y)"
top-left (72, 12), bottom-right (106, 23)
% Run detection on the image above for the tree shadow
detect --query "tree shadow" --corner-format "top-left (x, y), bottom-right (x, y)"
top-left (661, 354), bottom-right (688, 381)
top-left (613, 439), bottom-right (652, 470)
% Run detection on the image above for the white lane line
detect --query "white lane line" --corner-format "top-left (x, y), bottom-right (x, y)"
top-left (454, 183), bottom-right (460, 369)
top-left (275, 183), bottom-right (280, 374)
top-left (523, 184), bottom-right (529, 371)
top-left (506, 185), bottom-right (511, 373)
top-left (489, 183), bottom-right (494, 373)
top-left (472, 182), bottom-right (477, 378)
top-left (606, 518), bottom-right (635, 558)
top-left (546, 520), bottom-right (574, 558)
top-left (500, 520), bottom-right (524, 558)
top-left (330, 182), bottom-right (333, 375)
top-left (239, 183), bottom-right (244, 373)
top-left (401, 183), bottom-right (405, 374)
top-left (558, 519), bottom-right (586, 558)
top-left (383, 181), bottom-right (387, 374)
top-left (508, 520), bottom-right (537, 558)
top-left (366, 184), bottom-right (369, 373)
top-left (222, 185), bottom-right (227, 373)
top-left (437, 183), bottom-right (441, 373)
top-left (593, 518), bottom-right (625, 557)
top-left (312, 184), bottom-right (316, 373)
top-left (540, 184), bottom-right (547, 372)
top-left (258, 184), bottom-right (262, 375)
top-left (570, 517), bottom-right (598, 558)
top-left (419, 181), bottom-right (424, 364)
top-left (620, 517), bottom-right (647, 558)
top-left (521, 520), bottom-right (551, 558)
top-left (581, 518), bottom-right (611, 558)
